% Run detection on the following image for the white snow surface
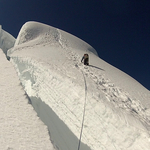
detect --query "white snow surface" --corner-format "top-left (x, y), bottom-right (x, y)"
top-left (0, 25), bottom-right (15, 55)
top-left (7, 21), bottom-right (150, 150)
top-left (0, 49), bottom-right (55, 150)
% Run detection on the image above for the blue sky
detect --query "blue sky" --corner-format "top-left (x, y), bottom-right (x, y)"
top-left (0, 0), bottom-right (150, 90)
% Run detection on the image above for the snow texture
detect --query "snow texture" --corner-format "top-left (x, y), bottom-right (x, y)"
top-left (0, 49), bottom-right (55, 150)
top-left (0, 26), bottom-right (15, 55)
top-left (7, 21), bottom-right (150, 150)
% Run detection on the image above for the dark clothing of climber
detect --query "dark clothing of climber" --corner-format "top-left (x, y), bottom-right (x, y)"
top-left (81, 54), bottom-right (89, 65)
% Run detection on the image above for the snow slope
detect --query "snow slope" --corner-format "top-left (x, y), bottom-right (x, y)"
top-left (0, 49), bottom-right (55, 150)
top-left (8, 21), bottom-right (150, 150)
top-left (0, 25), bottom-right (15, 55)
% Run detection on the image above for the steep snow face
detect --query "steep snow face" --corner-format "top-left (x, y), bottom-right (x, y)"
top-left (0, 49), bottom-right (55, 150)
top-left (0, 26), bottom-right (15, 55)
top-left (8, 21), bottom-right (150, 150)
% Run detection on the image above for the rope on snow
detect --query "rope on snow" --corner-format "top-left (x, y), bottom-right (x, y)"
top-left (78, 70), bottom-right (88, 150)
top-left (77, 65), bottom-right (117, 150)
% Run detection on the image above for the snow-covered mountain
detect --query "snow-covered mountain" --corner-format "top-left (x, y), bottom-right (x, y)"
top-left (6, 21), bottom-right (150, 150)
top-left (0, 25), bottom-right (15, 55)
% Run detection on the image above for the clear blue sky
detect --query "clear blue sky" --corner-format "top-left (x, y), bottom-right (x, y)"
top-left (0, 0), bottom-right (150, 90)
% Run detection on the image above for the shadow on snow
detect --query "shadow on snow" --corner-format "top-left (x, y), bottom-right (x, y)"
top-left (88, 65), bottom-right (105, 71)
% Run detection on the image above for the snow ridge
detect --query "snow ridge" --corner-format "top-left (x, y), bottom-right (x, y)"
top-left (8, 21), bottom-right (150, 150)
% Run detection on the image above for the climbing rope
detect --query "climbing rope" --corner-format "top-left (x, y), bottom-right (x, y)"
top-left (77, 65), bottom-right (117, 150)
top-left (78, 70), bottom-right (88, 150)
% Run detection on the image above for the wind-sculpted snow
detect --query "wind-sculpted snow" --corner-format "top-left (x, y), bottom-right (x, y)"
top-left (0, 26), bottom-right (15, 55)
top-left (8, 21), bottom-right (150, 150)
top-left (0, 50), bottom-right (55, 150)
top-left (9, 21), bottom-right (97, 56)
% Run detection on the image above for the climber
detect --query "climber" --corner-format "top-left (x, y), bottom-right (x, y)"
top-left (81, 54), bottom-right (89, 65)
